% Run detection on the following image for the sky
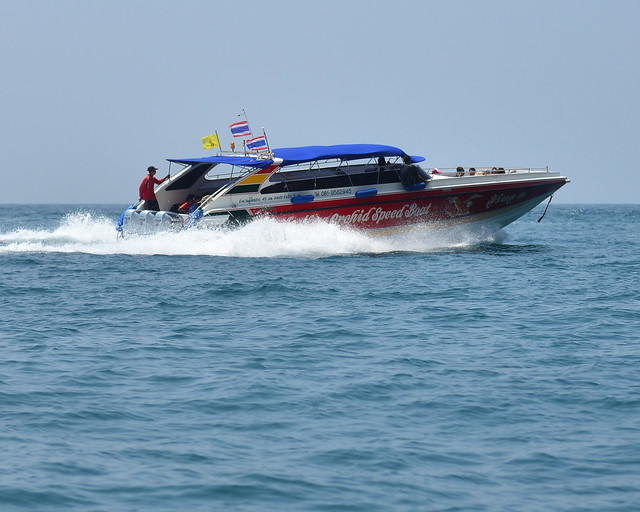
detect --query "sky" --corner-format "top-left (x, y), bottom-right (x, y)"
top-left (1, 0), bottom-right (638, 204)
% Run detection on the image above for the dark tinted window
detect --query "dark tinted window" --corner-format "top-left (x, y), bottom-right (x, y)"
top-left (259, 162), bottom-right (402, 194)
top-left (166, 164), bottom-right (212, 191)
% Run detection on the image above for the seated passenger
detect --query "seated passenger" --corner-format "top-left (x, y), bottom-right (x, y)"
top-left (400, 163), bottom-right (431, 188)
top-left (469, 167), bottom-right (476, 176)
top-left (178, 194), bottom-right (200, 214)
top-left (456, 166), bottom-right (465, 177)
top-left (400, 164), bottom-right (418, 187)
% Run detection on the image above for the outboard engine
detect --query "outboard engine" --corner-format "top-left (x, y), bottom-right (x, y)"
top-left (156, 211), bottom-right (183, 230)
top-left (152, 212), bottom-right (164, 230)
top-left (117, 208), bottom-right (185, 237)
top-left (130, 210), bottom-right (141, 229)
top-left (120, 210), bottom-right (133, 232)
top-left (139, 210), bottom-right (155, 232)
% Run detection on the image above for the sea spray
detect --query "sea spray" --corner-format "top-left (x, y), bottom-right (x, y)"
top-left (0, 209), bottom-right (497, 257)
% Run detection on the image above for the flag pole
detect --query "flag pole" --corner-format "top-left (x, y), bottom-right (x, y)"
top-left (239, 109), bottom-right (251, 135)
top-left (262, 126), bottom-right (272, 156)
top-left (238, 109), bottom-right (251, 155)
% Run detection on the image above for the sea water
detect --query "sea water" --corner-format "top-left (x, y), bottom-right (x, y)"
top-left (0, 203), bottom-right (638, 511)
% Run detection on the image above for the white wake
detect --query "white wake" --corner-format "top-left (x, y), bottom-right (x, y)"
top-left (0, 211), bottom-right (500, 257)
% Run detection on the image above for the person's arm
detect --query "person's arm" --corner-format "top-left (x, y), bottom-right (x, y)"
top-left (151, 176), bottom-right (168, 185)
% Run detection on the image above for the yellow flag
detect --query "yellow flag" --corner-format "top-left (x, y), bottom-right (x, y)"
top-left (201, 132), bottom-right (220, 150)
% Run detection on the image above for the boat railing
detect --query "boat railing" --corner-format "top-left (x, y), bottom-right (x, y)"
top-left (432, 166), bottom-right (552, 177)
top-left (278, 156), bottom-right (405, 175)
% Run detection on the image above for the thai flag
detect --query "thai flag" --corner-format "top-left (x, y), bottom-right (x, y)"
top-left (229, 120), bottom-right (251, 138)
top-left (247, 135), bottom-right (268, 152)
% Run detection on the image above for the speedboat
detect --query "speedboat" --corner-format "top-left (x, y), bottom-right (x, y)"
top-left (116, 144), bottom-right (569, 237)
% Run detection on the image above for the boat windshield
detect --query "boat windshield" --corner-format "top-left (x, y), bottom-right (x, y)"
top-left (165, 161), bottom-right (256, 195)
top-left (204, 163), bottom-right (254, 181)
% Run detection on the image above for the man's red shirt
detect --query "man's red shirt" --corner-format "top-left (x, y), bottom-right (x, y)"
top-left (139, 175), bottom-right (166, 201)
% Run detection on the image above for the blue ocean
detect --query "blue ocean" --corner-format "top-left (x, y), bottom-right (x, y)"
top-left (1, 203), bottom-right (638, 511)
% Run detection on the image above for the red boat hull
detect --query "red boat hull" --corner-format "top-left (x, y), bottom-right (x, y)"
top-left (249, 178), bottom-right (567, 230)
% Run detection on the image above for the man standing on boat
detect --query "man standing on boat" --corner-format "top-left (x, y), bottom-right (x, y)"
top-left (139, 166), bottom-right (169, 211)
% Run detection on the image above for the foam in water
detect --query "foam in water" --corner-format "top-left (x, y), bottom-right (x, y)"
top-left (0, 211), bottom-right (501, 257)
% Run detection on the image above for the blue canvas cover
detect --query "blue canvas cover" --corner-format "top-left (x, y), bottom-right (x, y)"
top-left (272, 144), bottom-right (425, 165)
top-left (168, 144), bottom-right (425, 167)
top-left (167, 154), bottom-right (273, 168)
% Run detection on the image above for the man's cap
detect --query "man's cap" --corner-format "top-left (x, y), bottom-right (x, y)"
top-left (147, 166), bottom-right (158, 172)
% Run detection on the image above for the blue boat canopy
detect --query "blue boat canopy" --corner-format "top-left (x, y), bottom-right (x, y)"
top-left (167, 154), bottom-right (273, 169)
top-left (168, 144), bottom-right (425, 167)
